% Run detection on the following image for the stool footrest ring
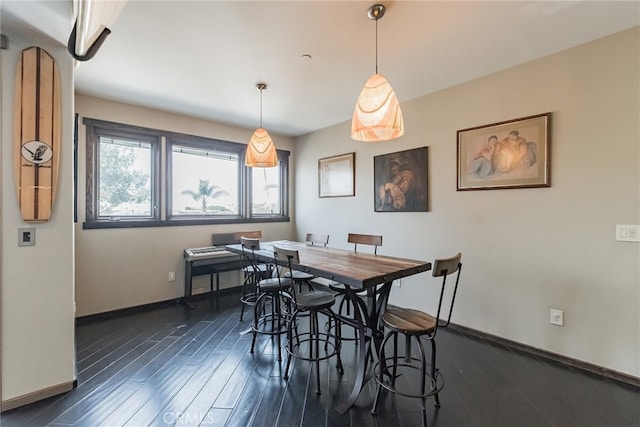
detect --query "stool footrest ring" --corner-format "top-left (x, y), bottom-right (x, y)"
top-left (373, 360), bottom-right (444, 400)
top-left (286, 332), bottom-right (340, 362)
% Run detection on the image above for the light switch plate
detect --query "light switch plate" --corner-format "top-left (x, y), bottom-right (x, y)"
top-left (18, 227), bottom-right (36, 247)
top-left (616, 225), bottom-right (640, 242)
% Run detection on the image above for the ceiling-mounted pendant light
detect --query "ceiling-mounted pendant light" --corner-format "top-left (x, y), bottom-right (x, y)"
top-left (351, 4), bottom-right (404, 142)
top-left (246, 83), bottom-right (278, 168)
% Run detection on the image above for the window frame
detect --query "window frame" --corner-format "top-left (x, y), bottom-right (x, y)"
top-left (249, 160), bottom-right (288, 219)
top-left (84, 118), bottom-right (162, 227)
top-left (166, 133), bottom-right (244, 222)
top-left (83, 118), bottom-right (290, 229)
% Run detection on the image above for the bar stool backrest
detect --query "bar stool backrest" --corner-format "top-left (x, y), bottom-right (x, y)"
top-left (240, 236), bottom-right (260, 253)
top-left (240, 237), bottom-right (263, 275)
top-left (348, 233), bottom-right (382, 255)
top-left (273, 245), bottom-right (300, 267)
top-left (432, 252), bottom-right (463, 333)
top-left (273, 244), bottom-right (302, 294)
top-left (306, 233), bottom-right (329, 246)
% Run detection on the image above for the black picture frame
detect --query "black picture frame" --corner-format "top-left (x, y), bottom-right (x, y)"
top-left (374, 147), bottom-right (428, 212)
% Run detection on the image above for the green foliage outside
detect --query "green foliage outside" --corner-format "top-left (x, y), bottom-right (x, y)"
top-left (99, 144), bottom-right (150, 215)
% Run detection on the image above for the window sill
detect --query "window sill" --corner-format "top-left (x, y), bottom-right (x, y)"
top-left (82, 216), bottom-right (290, 230)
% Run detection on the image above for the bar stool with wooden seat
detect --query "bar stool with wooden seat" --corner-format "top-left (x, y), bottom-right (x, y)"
top-left (275, 244), bottom-right (344, 394)
top-left (242, 237), bottom-right (293, 361)
top-left (371, 253), bottom-right (463, 427)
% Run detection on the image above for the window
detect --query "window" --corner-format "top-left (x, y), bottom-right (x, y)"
top-left (98, 136), bottom-right (154, 218)
top-left (252, 165), bottom-right (282, 216)
top-left (169, 139), bottom-right (240, 218)
top-left (84, 119), bottom-right (160, 225)
top-left (83, 118), bottom-right (289, 229)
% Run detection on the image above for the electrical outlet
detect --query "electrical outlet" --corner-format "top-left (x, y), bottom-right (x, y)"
top-left (550, 308), bottom-right (563, 326)
top-left (168, 271), bottom-right (176, 282)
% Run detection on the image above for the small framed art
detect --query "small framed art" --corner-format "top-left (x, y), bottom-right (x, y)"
top-left (318, 152), bottom-right (355, 198)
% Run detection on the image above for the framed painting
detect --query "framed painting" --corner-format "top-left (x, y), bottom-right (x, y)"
top-left (457, 113), bottom-right (551, 190)
top-left (318, 152), bottom-right (355, 197)
top-left (374, 147), bottom-right (428, 212)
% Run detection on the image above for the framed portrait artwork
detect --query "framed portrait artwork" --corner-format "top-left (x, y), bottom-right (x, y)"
top-left (457, 113), bottom-right (551, 190)
top-left (374, 147), bottom-right (428, 212)
top-left (318, 152), bottom-right (355, 198)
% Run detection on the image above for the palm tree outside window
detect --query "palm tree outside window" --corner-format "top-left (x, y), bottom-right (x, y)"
top-left (181, 179), bottom-right (230, 214)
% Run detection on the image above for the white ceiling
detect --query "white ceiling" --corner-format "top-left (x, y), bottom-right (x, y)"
top-left (2, 1), bottom-right (639, 137)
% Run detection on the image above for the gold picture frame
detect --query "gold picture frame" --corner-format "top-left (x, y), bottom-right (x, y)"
top-left (457, 113), bottom-right (551, 190)
top-left (318, 152), bottom-right (355, 198)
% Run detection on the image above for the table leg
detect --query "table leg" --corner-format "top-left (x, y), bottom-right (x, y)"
top-left (336, 284), bottom-right (368, 413)
top-left (373, 282), bottom-right (393, 350)
top-left (336, 281), bottom-right (393, 414)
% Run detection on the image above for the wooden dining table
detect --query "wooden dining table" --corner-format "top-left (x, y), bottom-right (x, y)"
top-left (225, 240), bottom-right (432, 413)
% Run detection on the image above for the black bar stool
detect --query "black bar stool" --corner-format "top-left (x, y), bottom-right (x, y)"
top-left (239, 236), bottom-right (272, 321)
top-left (242, 237), bottom-right (292, 361)
top-left (274, 244), bottom-right (344, 394)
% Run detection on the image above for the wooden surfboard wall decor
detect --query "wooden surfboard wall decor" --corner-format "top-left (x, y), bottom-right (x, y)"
top-left (13, 46), bottom-right (61, 222)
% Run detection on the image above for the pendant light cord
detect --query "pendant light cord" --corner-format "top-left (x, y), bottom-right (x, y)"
top-left (259, 88), bottom-right (263, 128)
top-left (375, 16), bottom-right (378, 74)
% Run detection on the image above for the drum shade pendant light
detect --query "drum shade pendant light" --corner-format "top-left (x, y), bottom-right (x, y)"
top-left (351, 4), bottom-right (404, 142)
top-left (246, 83), bottom-right (278, 168)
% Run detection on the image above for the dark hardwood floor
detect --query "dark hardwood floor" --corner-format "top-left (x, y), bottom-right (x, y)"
top-left (1, 290), bottom-right (638, 427)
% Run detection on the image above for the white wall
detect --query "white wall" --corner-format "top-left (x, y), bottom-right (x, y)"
top-left (294, 28), bottom-right (640, 378)
top-left (1, 38), bottom-right (76, 401)
top-left (74, 95), bottom-right (296, 316)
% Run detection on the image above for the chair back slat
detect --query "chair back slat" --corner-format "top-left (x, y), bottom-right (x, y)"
top-left (236, 230), bottom-right (262, 240)
top-left (348, 233), bottom-right (382, 254)
top-left (240, 236), bottom-right (261, 251)
top-left (273, 245), bottom-right (300, 266)
top-left (432, 253), bottom-right (462, 277)
top-left (306, 233), bottom-right (329, 246)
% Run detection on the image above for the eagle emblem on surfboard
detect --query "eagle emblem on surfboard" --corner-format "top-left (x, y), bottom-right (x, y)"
top-left (21, 141), bottom-right (53, 164)
top-left (13, 46), bottom-right (61, 222)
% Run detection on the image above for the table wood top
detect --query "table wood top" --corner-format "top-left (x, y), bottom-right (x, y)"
top-left (226, 240), bottom-right (431, 289)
